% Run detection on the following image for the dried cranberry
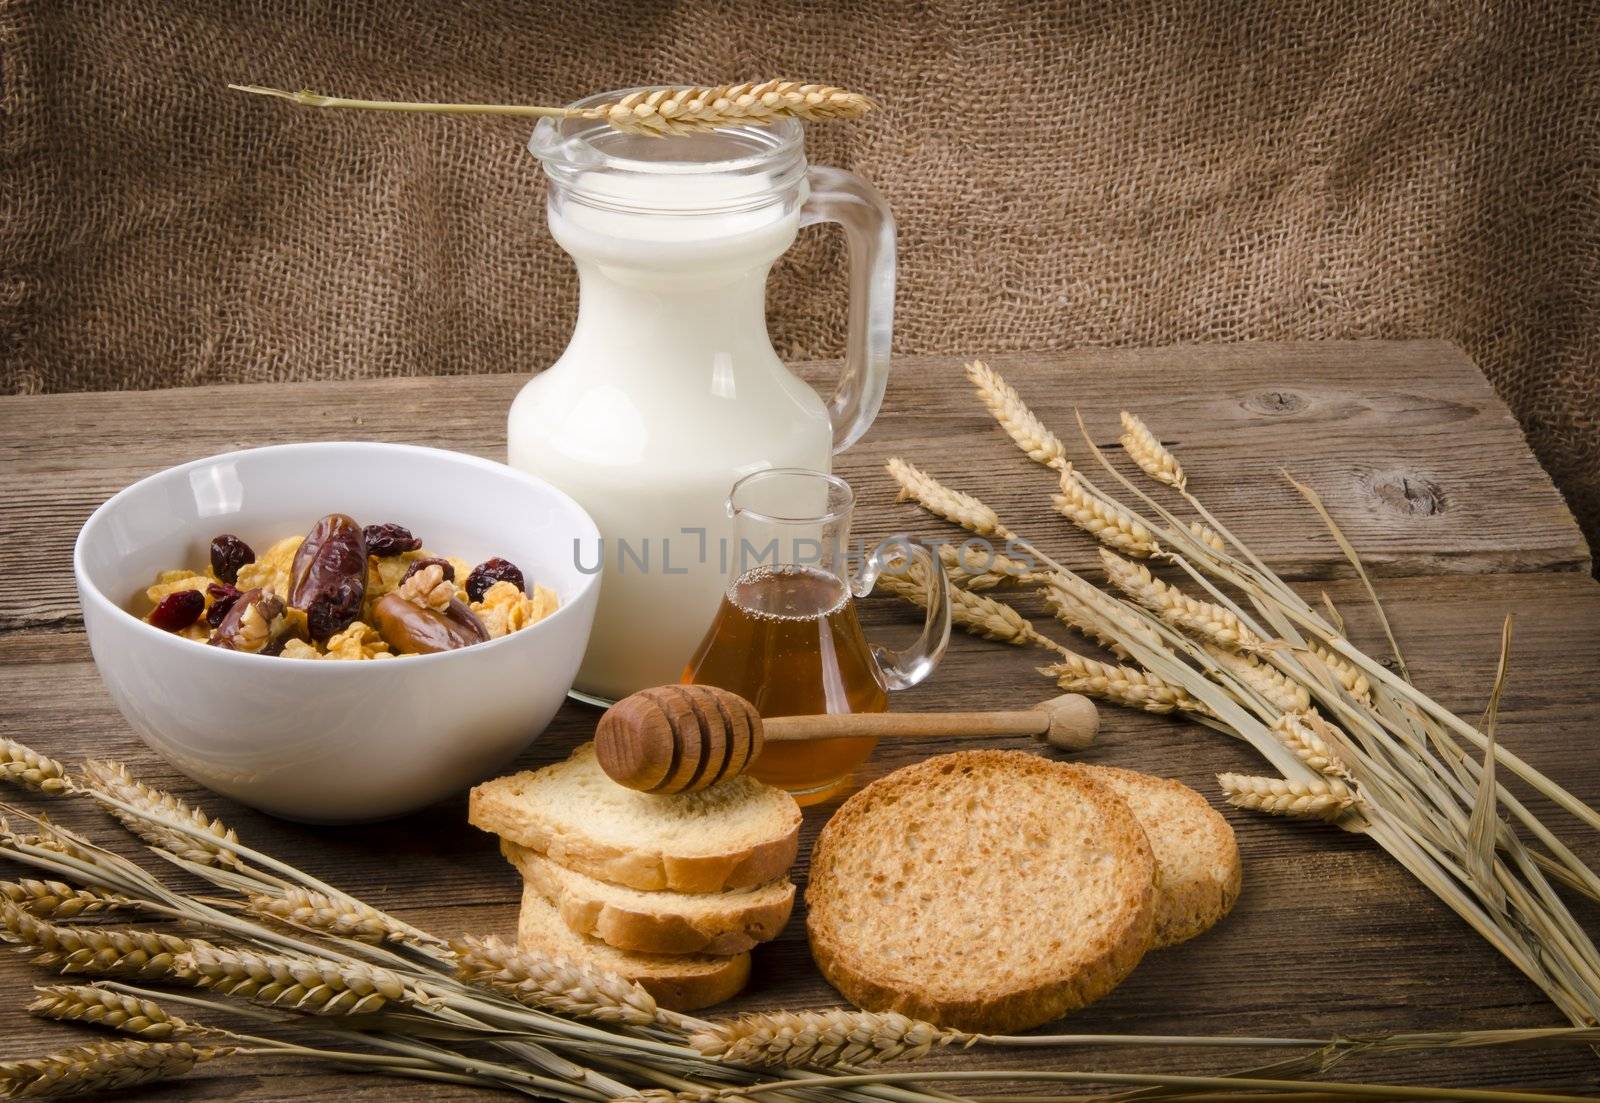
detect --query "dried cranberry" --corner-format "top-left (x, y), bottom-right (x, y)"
top-left (305, 577), bottom-right (365, 643)
top-left (205, 582), bottom-right (243, 628)
top-left (149, 589), bottom-right (205, 632)
top-left (363, 523), bottom-right (423, 557)
top-left (465, 558), bottom-right (525, 603)
top-left (209, 534), bottom-right (255, 585)
top-left (400, 556), bottom-right (455, 585)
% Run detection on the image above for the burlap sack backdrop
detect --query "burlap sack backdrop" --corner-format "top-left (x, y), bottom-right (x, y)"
top-left (2, 0), bottom-right (1596, 556)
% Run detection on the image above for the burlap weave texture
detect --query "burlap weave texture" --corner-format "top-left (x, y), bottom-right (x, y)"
top-left (2, 1), bottom-right (1596, 554)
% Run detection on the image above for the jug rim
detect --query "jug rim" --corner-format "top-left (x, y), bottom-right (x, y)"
top-left (728, 468), bottom-right (854, 527)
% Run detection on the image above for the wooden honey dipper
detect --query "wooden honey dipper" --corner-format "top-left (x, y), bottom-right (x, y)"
top-left (593, 684), bottom-right (1099, 794)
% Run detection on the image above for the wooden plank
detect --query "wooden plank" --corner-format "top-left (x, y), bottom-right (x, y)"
top-left (0, 342), bottom-right (1586, 634)
top-left (2, 571), bottom-right (1599, 1093)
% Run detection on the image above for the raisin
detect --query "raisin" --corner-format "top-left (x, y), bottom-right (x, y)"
top-left (466, 558), bottom-right (525, 603)
top-left (400, 556), bottom-right (455, 585)
top-left (289, 514), bottom-right (368, 642)
top-left (205, 582), bottom-right (243, 628)
top-left (209, 534), bottom-right (255, 585)
top-left (149, 589), bottom-right (205, 632)
top-left (363, 523), bottom-right (422, 557)
top-left (305, 577), bottom-right (364, 642)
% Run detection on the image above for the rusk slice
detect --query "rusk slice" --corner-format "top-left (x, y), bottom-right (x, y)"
top-left (504, 840), bottom-right (796, 955)
top-left (806, 750), bottom-right (1156, 1033)
top-left (516, 883), bottom-right (750, 1012)
top-left (1081, 765), bottom-right (1241, 948)
top-left (470, 743), bottom-right (801, 893)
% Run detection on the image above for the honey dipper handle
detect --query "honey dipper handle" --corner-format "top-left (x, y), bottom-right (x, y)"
top-left (762, 694), bottom-right (1098, 751)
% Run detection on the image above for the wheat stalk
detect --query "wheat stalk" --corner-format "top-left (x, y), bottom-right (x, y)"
top-left (1099, 549), bottom-right (1263, 652)
top-left (876, 564), bottom-right (1061, 653)
top-left (1055, 465), bottom-right (1160, 557)
top-left (964, 360), bottom-right (1067, 468)
top-left (230, 80), bottom-right (873, 136)
top-left (0, 739), bottom-right (71, 796)
top-left (79, 761), bottom-right (244, 870)
top-left (1218, 774), bottom-right (1359, 821)
top-left (885, 458), bottom-right (1012, 538)
top-left (1119, 412), bottom-right (1186, 489)
top-left (245, 887), bottom-right (442, 948)
top-left (0, 1040), bottom-right (233, 1098)
top-left (451, 934), bottom-right (659, 1026)
top-left (1275, 713), bottom-right (1352, 779)
top-left (178, 943), bottom-right (408, 1016)
top-left (693, 1009), bottom-right (972, 1068)
top-left (0, 902), bottom-right (196, 981)
top-left (0, 880), bottom-right (136, 921)
top-left (1040, 656), bottom-right (1203, 715)
top-left (28, 985), bottom-right (211, 1040)
top-left (1204, 645), bottom-right (1311, 714)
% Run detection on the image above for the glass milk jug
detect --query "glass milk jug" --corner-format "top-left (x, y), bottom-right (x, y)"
top-left (510, 89), bottom-right (894, 703)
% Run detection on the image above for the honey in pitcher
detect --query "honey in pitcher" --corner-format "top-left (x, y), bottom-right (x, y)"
top-left (682, 563), bottom-right (888, 804)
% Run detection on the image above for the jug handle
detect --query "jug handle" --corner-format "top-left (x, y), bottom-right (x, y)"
top-left (799, 166), bottom-right (895, 454)
top-left (853, 538), bottom-right (952, 691)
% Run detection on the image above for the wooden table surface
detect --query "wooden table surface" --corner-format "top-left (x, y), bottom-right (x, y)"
top-left (2, 340), bottom-right (1598, 1098)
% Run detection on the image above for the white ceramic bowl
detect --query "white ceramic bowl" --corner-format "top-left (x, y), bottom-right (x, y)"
top-left (74, 443), bottom-right (601, 823)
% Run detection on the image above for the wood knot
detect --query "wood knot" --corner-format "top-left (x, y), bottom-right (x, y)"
top-left (1244, 390), bottom-right (1308, 415)
top-left (1369, 471), bottom-right (1445, 516)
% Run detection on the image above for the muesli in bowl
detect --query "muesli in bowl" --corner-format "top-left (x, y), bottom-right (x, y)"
top-left (139, 513), bottom-right (558, 658)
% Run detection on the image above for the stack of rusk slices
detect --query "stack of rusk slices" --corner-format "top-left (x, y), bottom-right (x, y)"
top-left (469, 743), bottom-right (802, 1010)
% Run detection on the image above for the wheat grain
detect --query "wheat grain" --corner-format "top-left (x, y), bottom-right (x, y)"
top-left (1040, 656), bottom-right (1203, 715)
top-left (0, 880), bottom-right (136, 920)
top-left (1218, 774), bottom-right (1358, 820)
top-left (877, 564), bottom-right (1060, 653)
top-left (0, 1040), bottom-right (232, 1098)
top-left (964, 360), bottom-right (1066, 468)
top-left (179, 943), bottom-right (407, 1016)
top-left (1275, 712), bottom-right (1352, 779)
top-left (693, 1009), bottom-right (972, 1067)
top-left (580, 81), bottom-right (873, 136)
top-left (1054, 465), bottom-right (1159, 557)
top-left (936, 543), bottom-right (1037, 591)
top-left (79, 761), bottom-right (243, 870)
top-left (1100, 549), bottom-right (1263, 651)
top-left (1188, 521), bottom-right (1227, 553)
top-left (0, 902), bottom-right (196, 981)
top-left (29, 985), bottom-right (209, 1040)
top-left (0, 738), bottom-right (71, 796)
top-left (885, 458), bottom-right (1012, 538)
top-left (245, 887), bottom-right (441, 948)
top-left (451, 934), bottom-right (659, 1026)
top-left (1204, 645), bottom-right (1311, 714)
top-left (1306, 642), bottom-right (1375, 704)
top-left (1119, 412), bottom-right (1186, 489)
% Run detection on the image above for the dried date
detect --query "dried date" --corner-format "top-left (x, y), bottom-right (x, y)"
top-left (372, 591), bottom-right (489, 654)
top-left (289, 514), bottom-right (368, 642)
top-left (363, 523), bottom-right (422, 557)
top-left (466, 558), bottom-right (525, 603)
top-left (149, 590), bottom-right (204, 632)
top-left (209, 534), bottom-right (255, 585)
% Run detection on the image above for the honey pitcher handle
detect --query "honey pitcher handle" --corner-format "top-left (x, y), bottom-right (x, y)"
top-left (798, 166), bottom-right (895, 454)
top-left (854, 538), bottom-right (951, 691)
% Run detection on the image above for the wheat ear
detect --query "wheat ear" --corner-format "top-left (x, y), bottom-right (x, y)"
top-left (1, 738), bottom-right (72, 795)
top-left (937, 544), bottom-right (1038, 591)
top-left (1043, 582), bottom-right (1132, 659)
top-left (1040, 656), bottom-right (1203, 715)
top-left (0, 1040), bottom-right (233, 1098)
top-left (29, 985), bottom-right (211, 1040)
top-left (964, 360), bottom-right (1067, 468)
top-left (693, 1009), bottom-right (973, 1068)
top-left (245, 887), bottom-right (443, 948)
top-left (1204, 645), bottom-right (1311, 714)
top-left (1189, 520), bottom-right (1227, 553)
top-left (80, 760), bottom-right (244, 870)
top-left (1218, 774), bottom-right (1358, 820)
top-left (0, 902), bottom-right (197, 981)
top-left (885, 458), bottom-right (1013, 538)
top-left (1306, 641), bottom-right (1375, 704)
top-left (1275, 712), bottom-right (1353, 779)
top-left (875, 565), bottom-right (1063, 654)
top-left (179, 943), bottom-right (409, 1016)
top-left (0, 880), bottom-right (137, 920)
top-left (1099, 549), bottom-right (1263, 651)
top-left (1055, 465), bottom-right (1160, 557)
top-left (1119, 412), bottom-right (1186, 489)
top-left (451, 934), bottom-right (659, 1026)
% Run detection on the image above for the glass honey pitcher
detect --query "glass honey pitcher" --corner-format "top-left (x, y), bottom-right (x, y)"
top-left (682, 470), bottom-right (951, 803)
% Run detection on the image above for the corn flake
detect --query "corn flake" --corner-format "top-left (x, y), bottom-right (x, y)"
top-left (236, 535), bottom-right (302, 598)
top-left (472, 580), bottom-right (559, 639)
top-left (323, 621), bottom-right (391, 661)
